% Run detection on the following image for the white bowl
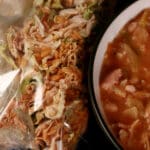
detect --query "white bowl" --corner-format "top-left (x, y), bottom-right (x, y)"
top-left (90, 0), bottom-right (150, 149)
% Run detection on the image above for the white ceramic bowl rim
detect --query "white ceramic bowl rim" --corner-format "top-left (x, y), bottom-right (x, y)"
top-left (92, 0), bottom-right (150, 148)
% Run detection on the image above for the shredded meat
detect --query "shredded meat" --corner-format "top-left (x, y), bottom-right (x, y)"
top-left (0, 0), bottom-right (102, 149)
top-left (101, 68), bottom-right (122, 90)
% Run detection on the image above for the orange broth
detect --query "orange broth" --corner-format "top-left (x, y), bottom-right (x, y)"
top-left (100, 9), bottom-right (150, 150)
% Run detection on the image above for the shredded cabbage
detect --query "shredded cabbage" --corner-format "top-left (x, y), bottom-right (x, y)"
top-left (0, 44), bottom-right (17, 69)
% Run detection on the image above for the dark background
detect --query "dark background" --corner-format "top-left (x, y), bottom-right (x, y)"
top-left (77, 0), bottom-right (136, 149)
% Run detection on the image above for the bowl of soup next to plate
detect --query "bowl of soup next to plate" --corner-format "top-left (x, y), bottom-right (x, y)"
top-left (90, 0), bottom-right (150, 150)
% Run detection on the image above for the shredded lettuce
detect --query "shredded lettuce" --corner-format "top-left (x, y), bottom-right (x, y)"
top-left (20, 72), bottom-right (43, 95)
top-left (83, 1), bottom-right (98, 20)
top-left (83, 8), bottom-right (93, 20)
top-left (0, 44), bottom-right (17, 69)
top-left (20, 77), bottom-right (34, 94)
top-left (51, 0), bottom-right (63, 9)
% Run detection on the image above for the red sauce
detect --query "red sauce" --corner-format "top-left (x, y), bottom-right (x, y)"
top-left (100, 9), bottom-right (150, 150)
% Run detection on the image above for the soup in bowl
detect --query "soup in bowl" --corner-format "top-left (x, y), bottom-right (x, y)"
top-left (91, 0), bottom-right (150, 150)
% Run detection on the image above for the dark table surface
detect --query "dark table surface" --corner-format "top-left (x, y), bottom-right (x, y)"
top-left (76, 0), bottom-right (136, 149)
